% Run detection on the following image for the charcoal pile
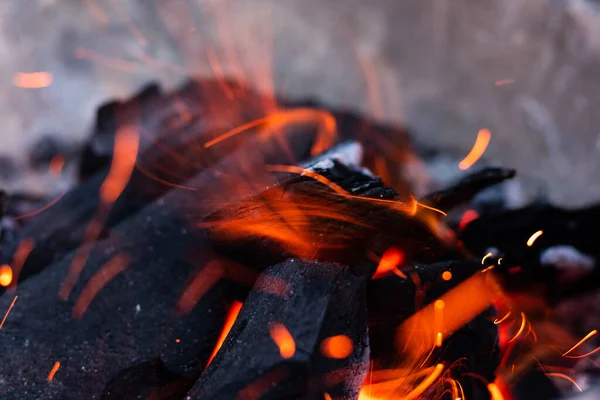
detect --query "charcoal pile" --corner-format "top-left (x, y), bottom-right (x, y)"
top-left (0, 79), bottom-right (598, 399)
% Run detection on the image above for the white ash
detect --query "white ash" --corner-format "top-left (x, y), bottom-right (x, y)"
top-left (540, 245), bottom-right (595, 270)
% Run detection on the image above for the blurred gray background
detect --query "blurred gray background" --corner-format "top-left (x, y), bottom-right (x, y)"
top-left (2, 0), bottom-right (600, 205)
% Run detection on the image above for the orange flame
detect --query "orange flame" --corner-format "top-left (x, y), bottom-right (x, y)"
top-left (320, 335), bottom-right (354, 359)
top-left (13, 72), bottom-right (53, 89)
top-left (487, 382), bottom-right (505, 400)
top-left (269, 322), bottom-right (295, 359)
top-left (372, 247), bottom-right (406, 280)
top-left (47, 361), bottom-right (61, 381)
top-left (458, 129), bottom-right (491, 170)
top-left (206, 300), bottom-right (243, 368)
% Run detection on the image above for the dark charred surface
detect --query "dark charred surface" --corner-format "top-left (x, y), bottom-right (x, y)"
top-left (186, 259), bottom-right (369, 400)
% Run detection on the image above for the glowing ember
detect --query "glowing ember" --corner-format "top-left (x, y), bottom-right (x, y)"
top-left (441, 271), bottom-right (452, 281)
top-left (320, 335), bottom-right (354, 359)
top-left (458, 209), bottom-right (479, 230)
top-left (47, 361), bottom-right (61, 381)
top-left (487, 382), bottom-right (505, 400)
top-left (49, 155), bottom-right (66, 176)
top-left (206, 300), bottom-right (243, 367)
top-left (0, 295), bottom-right (18, 330)
top-left (562, 329), bottom-right (598, 356)
top-left (372, 247), bottom-right (406, 279)
top-left (0, 265), bottom-right (13, 287)
top-left (458, 128), bottom-right (491, 170)
top-left (269, 322), bottom-right (295, 359)
top-left (13, 72), bottom-right (53, 89)
top-left (99, 125), bottom-right (140, 204)
top-left (526, 230), bottom-right (543, 247)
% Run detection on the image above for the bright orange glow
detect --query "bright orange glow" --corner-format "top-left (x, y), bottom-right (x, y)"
top-left (459, 209), bottom-right (479, 230)
top-left (404, 363), bottom-right (445, 400)
top-left (0, 265), bottom-right (12, 287)
top-left (0, 295), bottom-right (18, 330)
top-left (441, 271), bottom-right (452, 281)
top-left (398, 273), bottom-right (500, 356)
top-left (5, 238), bottom-right (34, 291)
top-left (269, 322), bottom-right (295, 359)
top-left (72, 253), bottom-right (130, 319)
top-left (47, 361), bottom-right (61, 381)
top-left (100, 125), bottom-right (140, 204)
top-left (206, 300), bottom-right (243, 368)
top-left (320, 335), bottom-right (354, 359)
top-left (563, 329), bottom-right (598, 356)
top-left (546, 373), bottom-right (582, 392)
top-left (265, 165), bottom-right (348, 195)
top-left (49, 155), bottom-right (65, 176)
top-left (509, 312), bottom-right (527, 343)
top-left (13, 72), bottom-right (53, 89)
top-left (458, 128), bottom-right (491, 170)
top-left (495, 79), bottom-right (515, 86)
top-left (203, 108), bottom-right (337, 156)
top-left (177, 261), bottom-right (224, 314)
top-left (494, 311), bottom-right (512, 325)
top-left (175, 338), bottom-right (181, 343)
top-left (435, 332), bottom-right (443, 348)
top-left (527, 230), bottom-right (543, 247)
top-left (487, 382), bottom-right (505, 400)
top-left (372, 247), bottom-right (406, 279)
top-left (324, 393), bottom-right (333, 400)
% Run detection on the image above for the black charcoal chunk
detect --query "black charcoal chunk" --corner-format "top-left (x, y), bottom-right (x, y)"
top-left (186, 258), bottom-right (369, 400)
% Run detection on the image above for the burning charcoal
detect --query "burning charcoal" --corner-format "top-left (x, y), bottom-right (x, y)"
top-left (1, 82), bottom-right (320, 290)
top-left (186, 258), bottom-right (369, 399)
top-left (203, 160), bottom-right (462, 277)
top-left (367, 261), bottom-right (500, 399)
top-left (421, 167), bottom-right (515, 212)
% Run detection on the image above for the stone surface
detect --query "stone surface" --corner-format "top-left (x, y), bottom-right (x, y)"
top-left (2, 0), bottom-right (600, 205)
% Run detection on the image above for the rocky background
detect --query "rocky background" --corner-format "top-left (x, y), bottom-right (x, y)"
top-left (2, 0), bottom-right (600, 206)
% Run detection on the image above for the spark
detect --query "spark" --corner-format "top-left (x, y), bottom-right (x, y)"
top-left (481, 265), bottom-right (495, 272)
top-left (482, 252), bottom-right (493, 265)
top-left (14, 192), bottom-right (66, 220)
top-left (372, 247), bottom-right (406, 279)
top-left (436, 332), bottom-right (443, 348)
top-left (206, 301), bottom-right (243, 367)
top-left (458, 128), bottom-right (491, 170)
top-left (434, 300), bottom-right (445, 347)
top-left (265, 165), bottom-right (348, 195)
top-left (415, 201), bottom-right (448, 217)
top-left (441, 271), bottom-right (452, 281)
top-left (269, 322), bottom-right (295, 359)
top-left (324, 393), bottom-right (333, 400)
top-left (509, 312), bottom-right (527, 343)
top-left (74, 48), bottom-right (141, 73)
top-left (527, 230), bottom-right (543, 247)
top-left (13, 72), bottom-right (53, 89)
top-left (47, 361), bottom-right (60, 381)
top-left (0, 295), bottom-right (18, 329)
top-left (563, 329), bottom-right (598, 356)
top-left (487, 382), bottom-right (505, 400)
top-left (546, 373), bottom-right (582, 392)
top-left (72, 253), bottom-right (130, 319)
top-left (404, 363), bottom-right (445, 400)
top-left (175, 338), bottom-right (181, 343)
top-left (495, 79), bottom-right (515, 86)
top-left (320, 335), bottom-right (354, 359)
top-left (0, 265), bottom-right (12, 287)
top-left (203, 108), bottom-right (337, 156)
top-left (494, 311), bottom-right (512, 325)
